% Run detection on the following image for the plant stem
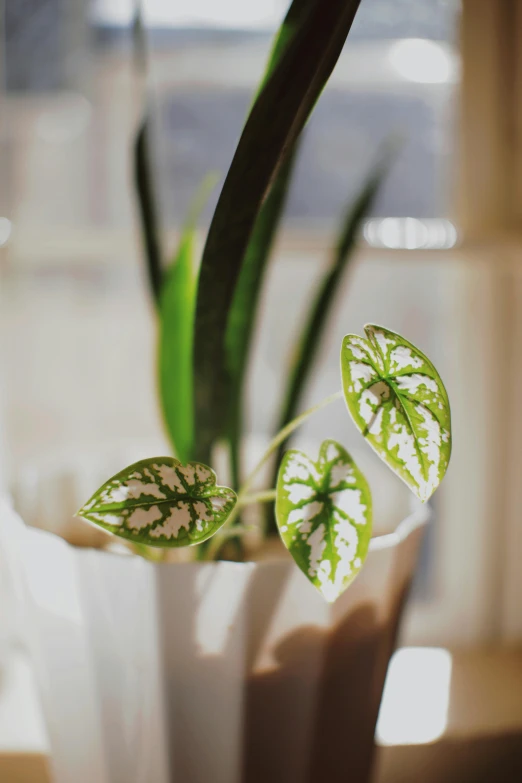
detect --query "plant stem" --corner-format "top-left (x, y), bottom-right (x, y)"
top-left (206, 389), bottom-right (343, 559)
top-left (203, 524), bottom-right (255, 562)
top-left (239, 390), bottom-right (343, 503)
top-left (238, 489), bottom-right (277, 506)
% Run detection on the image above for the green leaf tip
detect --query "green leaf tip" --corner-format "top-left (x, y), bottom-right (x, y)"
top-left (276, 440), bottom-right (372, 603)
top-left (158, 174), bottom-right (219, 465)
top-left (77, 457), bottom-right (236, 548)
top-left (341, 324), bottom-right (452, 502)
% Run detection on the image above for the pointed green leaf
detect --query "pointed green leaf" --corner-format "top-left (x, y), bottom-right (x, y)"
top-left (158, 225), bottom-right (196, 464)
top-left (78, 458), bottom-right (236, 548)
top-left (341, 325), bottom-right (451, 502)
top-left (193, 0), bottom-right (364, 462)
top-left (158, 175), bottom-right (218, 464)
top-left (132, 1), bottom-right (163, 304)
top-left (226, 150), bottom-right (298, 488)
top-left (225, 0), bottom-right (311, 488)
top-left (276, 440), bottom-right (372, 603)
top-left (257, 0), bottom-right (316, 92)
top-left (131, 0), bottom-right (147, 74)
top-left (135, 117), bottom-right (163, 304)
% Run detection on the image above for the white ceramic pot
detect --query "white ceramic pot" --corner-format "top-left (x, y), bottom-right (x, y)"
top-left (3, 451), bottom-right (429, 783)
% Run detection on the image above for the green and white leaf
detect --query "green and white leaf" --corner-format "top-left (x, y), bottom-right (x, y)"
top-left (276, 440), bottom-right (372, 603)
top-left (341, 324), bottom-right (451, 502)
top-left (78, 457), bottom-right (236, 548)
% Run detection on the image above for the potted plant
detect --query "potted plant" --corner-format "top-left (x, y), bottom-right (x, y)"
top-left (5, 2), bottom-right (452, 782)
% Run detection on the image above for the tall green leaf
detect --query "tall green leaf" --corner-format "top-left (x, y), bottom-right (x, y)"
top-left (225, 152), bottom-right (296, 490)
top-left (224, 0), bottom-right (313, 489)
top-left (158, 228), bottom-right (195, 463)
top-left (158, 176), bottom-right (217, 464)
top-left (254, 0), bottom-right (316, 92)
top-left (132, 1), bottom-right (164, 305)
top-left (135, 119), bottom-right (163, 304)
top-left (192, 0), bottom-right (364, 463)
top-left (131, 0), bottom-right (147, 74)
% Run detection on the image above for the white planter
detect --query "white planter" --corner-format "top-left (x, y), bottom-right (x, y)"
top-left (3, 454), bottom-right (429, 783)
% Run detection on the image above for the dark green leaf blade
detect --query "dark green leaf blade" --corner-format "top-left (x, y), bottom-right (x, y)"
top-left (225, 0), bottom-right (313, 490)
top-left (131, 0), bottom-right (147, 74)
top-left (78, 457), bottom-right (237, 548)
top-left (193, 0), bottom-right (364, 463)
top-left (132, 1), bottom-right (162, 303)
top-left (225, 152), bottom-right (296, 489)
top-left (254, 0), bottom-right (316, 95)
top-left (135, 117), bottom-right (163, 304)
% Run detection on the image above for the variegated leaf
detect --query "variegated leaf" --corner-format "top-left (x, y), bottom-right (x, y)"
top-left (77, 457), bottom-right (236, 548)
top-left (276, 440), bottom-right (372, 603)
top-left (341, 324), bottom-right (451, 502)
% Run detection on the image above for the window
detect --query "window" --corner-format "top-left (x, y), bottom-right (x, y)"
top-left (5, 0), bottom-right (510, 648)
top-left (91, 0), bottom-right (460, 228)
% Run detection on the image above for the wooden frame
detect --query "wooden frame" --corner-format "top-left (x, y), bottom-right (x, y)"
top-left (437, 0), bottom-right (522, 643)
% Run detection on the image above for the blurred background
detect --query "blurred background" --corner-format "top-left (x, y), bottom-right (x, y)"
top-left (2, 0), bottom-right (522, 781)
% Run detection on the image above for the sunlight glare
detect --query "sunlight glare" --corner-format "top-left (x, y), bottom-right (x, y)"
top-left (389, 39), bottom-right (458, 84)
top-left (376, 647), bottom-right (452, 745)
top-left (195, 564), bottom-right (253, 655)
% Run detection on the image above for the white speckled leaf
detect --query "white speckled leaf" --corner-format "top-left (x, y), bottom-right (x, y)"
top-left (78, 457), bottom-right (236, 547)
top-left (341, 324), bottom-right (451, 502)
top-left (276, 440), bottom-right (372, 603)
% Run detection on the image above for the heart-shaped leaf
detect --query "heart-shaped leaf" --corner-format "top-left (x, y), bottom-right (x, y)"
top-left (276, 440), bottom-right (372, 603)
top-left (341, 324), bottom-right (451, 502)
top-left (78, 458), bottom-right (236, 548)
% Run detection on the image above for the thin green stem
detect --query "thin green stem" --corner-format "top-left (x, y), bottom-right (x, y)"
top-left (203, 524), bottom-right (255, 562)
top-left (201, 390), bottom-right (343, 561)
top-left (216, 390), bottom-right (343, 535)
top-left (238, 489), bottom-right (277, 506)
top-left (229, 416), bottom-right (242, 492)
top-left (131, 542), bottom-right (165, 561)
top-left (239, 390), bottom-right (343, 502)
